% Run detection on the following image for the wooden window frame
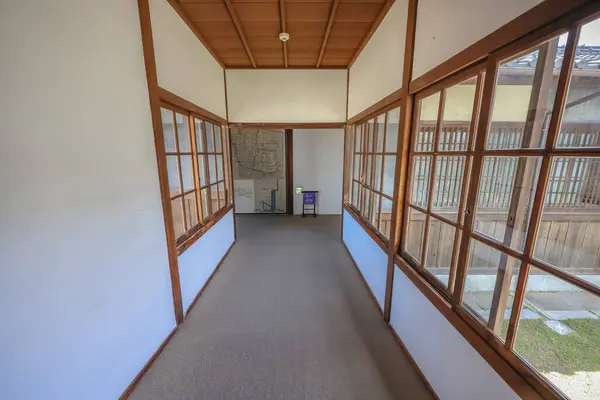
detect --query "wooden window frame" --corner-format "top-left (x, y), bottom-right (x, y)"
top-left (398, 8), bottom-right (600, 400)
top-left (160, 97), bottom-right (233, 256)
top-left (345, 102), bottom-right (402, 249)
top-left (401, 64), bottom-right (485, 299)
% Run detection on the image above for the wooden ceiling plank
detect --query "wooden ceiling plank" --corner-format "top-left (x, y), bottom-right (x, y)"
top-left (347, 0), bottom-right (395, 68)
top-left (280, 0), bottom-right (288, 67)
top-left (223, 0), bottom-right (257, 67)
top-left (316, 0), bottom-right (340, 68)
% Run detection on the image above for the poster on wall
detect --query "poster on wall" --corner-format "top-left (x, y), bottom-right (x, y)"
top-left (234, 179), bottom-right (255, 213)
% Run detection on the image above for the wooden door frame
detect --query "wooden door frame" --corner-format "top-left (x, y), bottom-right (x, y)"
top-left (286, 129), bottom-right (294, 215)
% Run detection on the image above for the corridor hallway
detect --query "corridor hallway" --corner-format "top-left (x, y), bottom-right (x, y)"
top-left (131, 216), bottom-right (434, 399)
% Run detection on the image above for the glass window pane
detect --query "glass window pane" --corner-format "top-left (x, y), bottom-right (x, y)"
top-left (558, 18), bottom-right (600, 148)
top-left (513, 267), bottom-right (600, 400)
top-left (184, 192), bottom-right (198, 229)
top-left (405, 208), bottom-right (426, 262)
top-left (534, 157), bottom-right (600, 287)
top-left (206, 123), bottom-right (215, 152)
top-left (353, 154), bottom-right (361, 180)
top-left (166, 156), bottom-right (181, 196)
top-left (463, 239), bottom-right (521, 338)
top-left (474, 156), bottom-right (542, 252)
top-left (439, 76), bottom-right (477, 151)
top-left (210, 184), bottom-right (219, 214)
top-left (382, 155), bottom-right (396, 197)
top-left (180, 155), bottom-right (194, 191)
top-left (218, 182), bottom-right (226, 208)
top-left (364, 188), bottom-right (371, 220)
top-left (380, 197), bottom-right (393, 239)
top-left (208, 155), bottom-right (217, 184)
top-left (201, 188), bottom-right (209, 220)
top-left (364, 155), bottom-right (372, 185)
top-left (373, 155), bottom-right (382, 192)
top-left (214, 125), bottom-right (222, 152)
top-left (410, 156), bottom-right (432, 208)
top-left (415, 92), bottom-right (440, 152)
top-left (195, 118), bottom-right (204, 152)
top-left (487, 34), bottom-right (567, 150)
top-left (171, 198), bottom-right (185, 239)
top-left (425, 218), bottom-right (457, 287)
top-left (198, 155), bottom-right (207, 187)
top-left (355, 124), bottom-right (362, 152)
top-left (371, 193), bottom-right (380, 230)
top-left (385, 108), bottom-right (400, 153)
top-left (216, 155), bottom-right (224, 181)
top-left (366, 119), bottom-right (375, 153)
top-left (161, 108), bottom-right (176, 152)
top-left (375, 114), bottom-right (385, 153)
top-left (352, 182), bottom-right (359, 208)
top-left (432, 156), bottom-right (466, 221)
top-left (175, 113), bottom-right (190, 152)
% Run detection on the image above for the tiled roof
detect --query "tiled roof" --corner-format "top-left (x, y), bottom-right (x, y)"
top-left (503, 46), bottom-right (600, 70)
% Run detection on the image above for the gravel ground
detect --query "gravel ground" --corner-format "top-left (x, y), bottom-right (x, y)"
top-left (545, 371), bottom-right (600, 399)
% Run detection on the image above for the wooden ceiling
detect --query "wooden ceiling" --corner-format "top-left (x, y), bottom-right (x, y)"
top-left (172, 0), bottom-right (395, 68)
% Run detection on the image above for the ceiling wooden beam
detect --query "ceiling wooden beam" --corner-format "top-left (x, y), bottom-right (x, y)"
top-left (279, 0), bottom-right (288, 68)
top-left (223, 0), bottom-right (257, 68)
top-left (316, 0), bottom-right (340, 68)
top-left (347, 0), bottom-right (395, 69)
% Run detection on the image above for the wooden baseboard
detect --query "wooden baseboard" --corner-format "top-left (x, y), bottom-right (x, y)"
top-left (185, 240), bottom-right (235, 315)
top-left (341, 240), bottom-right (383, 315)
top-left (120, 239), bottom-right (236, 399)
top-left (387, 322), bottom-right (440, 400)
top-left (119, 326), bottom-right (178, 399)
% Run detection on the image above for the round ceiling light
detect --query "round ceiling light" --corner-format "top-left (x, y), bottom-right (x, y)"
top-left (279, 32), bottom-right (290, 42)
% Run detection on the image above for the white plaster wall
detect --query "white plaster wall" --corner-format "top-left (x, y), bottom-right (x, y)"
top-left (348, 0), bottom-right (408, 119)
top-left (225, 70), bottom-right (348, 123)
top-left (150, 0), bottom-right (226, 118)
top-left (293, 130), bottom-right (344, 215)
top-left (0, 1), bottom-right (176, 398)
top-left (390, 266), bottom-right (519, 400)
top-left (178, 210), bottom-right (235, 311)
top-left (342, 211), bottom-right (388, 310)
top-left (413, 0), bottom-right (542, 79)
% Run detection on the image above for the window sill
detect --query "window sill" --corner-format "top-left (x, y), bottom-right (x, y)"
top-left (176, 203), bottom-right (233, 256)
top-left (343, 203), bottom-right (389, 253)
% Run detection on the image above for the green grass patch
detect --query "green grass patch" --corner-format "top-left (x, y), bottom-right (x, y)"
top-left (505, 319), bottom-right (600, 375)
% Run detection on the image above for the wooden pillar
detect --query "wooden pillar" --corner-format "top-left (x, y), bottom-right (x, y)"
top-left (383, 0), bottom-right (418, 322)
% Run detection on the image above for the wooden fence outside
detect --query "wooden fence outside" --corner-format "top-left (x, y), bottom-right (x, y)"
top-left (395, 122), bottom-right (600, 272)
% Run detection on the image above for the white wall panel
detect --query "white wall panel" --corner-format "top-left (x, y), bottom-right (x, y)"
top-left (348, 0), bottom-right (408, 119)
top-left (178, 211), bottom-right (235, 311)
top-left (293, 130), bottom-right (344, 215)
top-left (226, 70), bottom-right (347, 123)
top-left (342, 211), bottom-right (388, 309)
top-left (150, 0), bottom-right (226, 118)
top-left (0, 1), bottom-right (175, 398)
top-left (390, 266), bottom-right (519, 400)
top-left (413, 0), bottom-right (541, 79)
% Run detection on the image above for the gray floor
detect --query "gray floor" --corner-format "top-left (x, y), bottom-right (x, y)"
top-left (131, 215), bottom-right (435, 400)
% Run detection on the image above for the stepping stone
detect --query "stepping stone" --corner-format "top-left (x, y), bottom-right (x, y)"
top-left (545, 310), bottom-right (598, 320)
